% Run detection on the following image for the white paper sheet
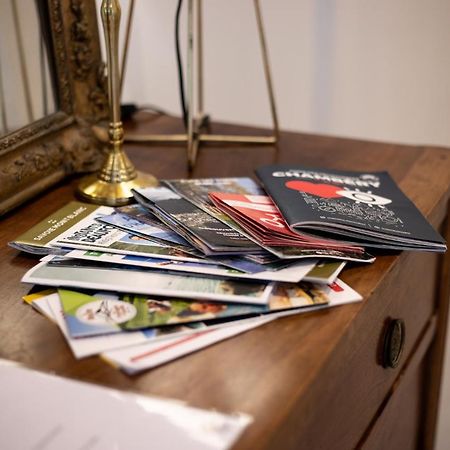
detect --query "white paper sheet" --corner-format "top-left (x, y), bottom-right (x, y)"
top-left (0, 360), bottom-right (251, 450)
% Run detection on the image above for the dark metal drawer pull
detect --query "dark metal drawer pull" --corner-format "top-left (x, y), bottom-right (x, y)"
top-left (383, 319), bottom-right (405, 369)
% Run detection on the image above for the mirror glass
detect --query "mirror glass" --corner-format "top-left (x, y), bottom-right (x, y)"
top-left (0, 0), bottom-right (57, 136)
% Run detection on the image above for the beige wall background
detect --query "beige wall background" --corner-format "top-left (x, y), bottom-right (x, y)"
top-left (117, 0), bottom-right (450, 148)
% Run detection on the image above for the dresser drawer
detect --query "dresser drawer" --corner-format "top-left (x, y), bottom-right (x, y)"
top-left (265, 250), bottom-right (440, 450)
top-left (360, 316), bottom-right (436, 449)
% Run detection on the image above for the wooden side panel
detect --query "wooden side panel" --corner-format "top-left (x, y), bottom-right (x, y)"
top-left (423, 206), bottom-right (450, 448)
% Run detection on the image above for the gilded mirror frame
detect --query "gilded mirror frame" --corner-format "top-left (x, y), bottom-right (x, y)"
top-left (0, 0), bottom-right (107, 215)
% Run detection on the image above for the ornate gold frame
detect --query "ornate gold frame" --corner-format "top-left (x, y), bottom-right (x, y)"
top-left (0, 0), bottom-right (107, 215)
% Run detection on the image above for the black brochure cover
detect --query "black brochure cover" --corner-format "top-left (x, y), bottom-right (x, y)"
top-left (133, 187), bottom-right (259, 254)
top-left (256, 165), bottom-right (446, 251)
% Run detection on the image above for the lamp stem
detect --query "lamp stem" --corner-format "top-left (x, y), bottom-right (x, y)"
top-left (77, 0), bottom-right (157, 206)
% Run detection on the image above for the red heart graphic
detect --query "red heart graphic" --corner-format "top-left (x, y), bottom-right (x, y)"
top-left (285, 180), bottom-right (342, 198)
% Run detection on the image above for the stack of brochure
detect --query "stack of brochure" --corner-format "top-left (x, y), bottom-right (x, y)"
top-left (11, 177), bottom-right (365, 374)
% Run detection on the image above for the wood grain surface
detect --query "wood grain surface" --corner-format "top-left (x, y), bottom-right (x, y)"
top-left (1, 114), bottom-right (449, 449)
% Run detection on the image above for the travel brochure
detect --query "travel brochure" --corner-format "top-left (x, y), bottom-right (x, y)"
top-left (25, 291), bottom-right (270, 362)
top-left (10, 163), bottom-right (446, 450)
top-left (23, 258), bottom-right (274, 305)
top-left (10, 202), bottom-right (204, 262)
top-left (256, 165), bottom-right (446, 251)
top-left (26, 292), bottom-right (191, 359)
top-left (53, 206), bottom-right (204, 261)
top-left (209, 192), bottom-right (375, 263)
top-left (13, 167), bottom-right (442, 376)
top-left (58, 276), bottom-right (349, 338)
top-left (162, 177), bottom-right (263, 228)
top-left (133, 186), bottom-right (260, 255)
top-left (58, 289), bottom-right (266, 337)
top-left (9, 201), bottom-right (98, 254)
top-left (97, 206), bottom-right (191, 247)
top-left (61, 249), bottom-right (323, 283)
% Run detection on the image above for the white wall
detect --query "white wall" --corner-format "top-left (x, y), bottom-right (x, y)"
top-left (119, 0), bottom-right (450, 147)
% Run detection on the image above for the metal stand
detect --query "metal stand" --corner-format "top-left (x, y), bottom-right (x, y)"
top-left (124, 0), bottom-right (279, 169)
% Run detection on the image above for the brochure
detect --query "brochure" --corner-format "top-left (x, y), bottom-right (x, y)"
top-left (9, 201), bottom-right (98, 254)
top-left (9, 201), bottom-right (203, 263)
top-left (57, 289), bottom-right (261, 337)
top-left (57, 277), bottom-right (334, 337)
top-left (209, 192), bottom-right (363, 250)
top-left (304, 260), bottom-right (346, 284)
top-left (209, 192), bottom-right (375, 263)
top-left (34, 293), bottom-right (178, 358)
top-left (133, 187), bottom-right (260, 255)
top-left (163, 177), bottom-right (263, 227)
top-left (22, 259), bottom-right (274, 305)
top-left (97, 205), bottom-right (191, 247)
top-left (25, 290), bottom-right (266, 360)
top-left (25, 291), bottom-right (265, 360)
top-left (61, 249), bottom-right (318, 283)
top-left (256, 165), bottom-right (447, 251)
top-left (54, 206), bottom-right (203, 261)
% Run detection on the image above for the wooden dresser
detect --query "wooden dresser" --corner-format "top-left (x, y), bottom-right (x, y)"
top-left (1, 115), bottom-right (449, 449)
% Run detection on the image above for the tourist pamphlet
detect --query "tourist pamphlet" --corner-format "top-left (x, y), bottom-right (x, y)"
top-left (28, 292), bottom-right (194, 359)
top-left (25, 274), bottom-right (361, 365)
top-left (22, 258), bottom-right (274, 305)
top-left (210, 192), bottom-right (375, 263)
top-left (61, 249), bottom-right (318, 283)
top-left (133, 187), bottom-right (260, 255)
top-left (25, 291), bottom-right (270, 361)
top-left (57, 289), bottom-right (265, 337)
top-left (61, 250), bottom-right (344, 284)
top-left (97, 206), bottom-right (191, 247)
top-left (57, 278), bottom-right (335, 337)
top-left (9, 201), bottom-right (204, 262)
top-left (256, 165), bottom-right (447, 251)
top-left (9, 202), bottom-right (97, 254)
top-left (163, 177), bottom-right (263, 227)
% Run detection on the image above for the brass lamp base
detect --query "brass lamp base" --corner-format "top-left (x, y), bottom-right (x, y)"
top-left (77, 171), bottom-right (158, 206)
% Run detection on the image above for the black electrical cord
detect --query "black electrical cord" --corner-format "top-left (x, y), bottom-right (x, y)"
top-left (120, 1), bottom-right (188, 126)
top-left (175, 0), bottom-right (188, 128)
top-left (120, 103), bottom-right (170, 121)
